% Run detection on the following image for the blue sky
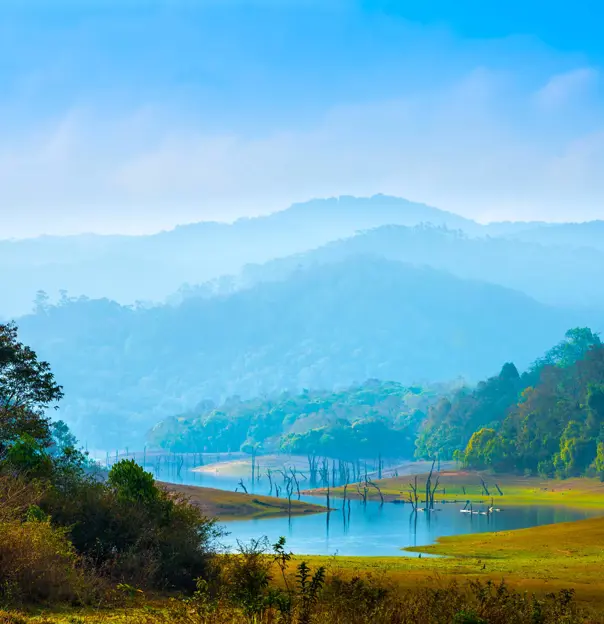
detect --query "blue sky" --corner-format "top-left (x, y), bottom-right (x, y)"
top-left (1, 1), bottom-right (603, 236)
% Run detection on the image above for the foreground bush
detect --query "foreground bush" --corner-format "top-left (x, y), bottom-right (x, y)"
top-left (0, 519), bottom-right (89, 605)
top-left (41, 461), bottom-right (220, 592)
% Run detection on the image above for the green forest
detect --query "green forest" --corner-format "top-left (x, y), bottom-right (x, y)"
top-left (455, 328), bottom-right (604, 478)
top-left (147, 379), bottom-right (443, 460)
top-left (150, 327), bottom-right (604, 480)
top-left (17, 254), bottom-right (581, 449)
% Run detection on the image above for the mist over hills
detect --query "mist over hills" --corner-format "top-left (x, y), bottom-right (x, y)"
top-left (4, 194), bottom-right (604, 322)
top-left (17, 255), bottom-right (590, 448)
top-left (1, 195), bottom-right (471, 319)
top-left (187, 225), bottom-right (604, 310)
top-left (6, 193), bottom-right (604, 449)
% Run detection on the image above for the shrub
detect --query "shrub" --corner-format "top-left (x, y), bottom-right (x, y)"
top-left (0, 519), bottom-right (87, 605)
top-left (41, 464), bottom-right (219, 591)
top-left (0, 475), bottom-right (43, 523)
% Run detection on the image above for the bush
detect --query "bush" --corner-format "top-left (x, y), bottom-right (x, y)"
top-left (41, 462), bottom-right (219, 591)
top-left (0, 475), bottom-right (43, 523)
top-left (0, 519), bottom-right (88, 605)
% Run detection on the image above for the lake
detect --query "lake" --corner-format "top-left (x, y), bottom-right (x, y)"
top-left (160, 467), bottom-right (599, 557)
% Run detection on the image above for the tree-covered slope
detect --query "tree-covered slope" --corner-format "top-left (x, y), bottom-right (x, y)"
top-left (192, 225), bottom-right (604, 310)
top-left (17, 256), bottom-right (583, 448)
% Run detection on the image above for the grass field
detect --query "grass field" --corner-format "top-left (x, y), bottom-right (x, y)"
top-left (297, 514), bottom-right (604, 609)
top-left (306, 470), bottom-right (604, 509)
top-left (159, 482), bottom-right (328, 520)
top-left (11, 515), bottom-right (604, 622)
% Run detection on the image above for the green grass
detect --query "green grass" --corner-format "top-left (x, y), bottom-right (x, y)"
top-left (159, 482), bottom-right (328, 520)
top-left (8, 516), bottom-right (604, 622)
top-left (299, 513), bottom-right (604, 608)
top-left (307, 470), bottom-right (604, 509)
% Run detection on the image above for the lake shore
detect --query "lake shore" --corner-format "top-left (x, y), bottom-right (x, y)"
top-left (159, 481), bottom-right (329, 521)
top-left (304, 470), bottom-right (604, 509)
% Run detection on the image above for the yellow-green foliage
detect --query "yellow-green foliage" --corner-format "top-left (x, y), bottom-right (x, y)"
top-left (0, 519), bottom-right (87, 605)
top-left (3, 578), bottom-right (597, 623)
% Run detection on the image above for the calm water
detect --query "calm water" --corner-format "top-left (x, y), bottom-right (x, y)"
top-left (160, 468), bottom-right (600, 557)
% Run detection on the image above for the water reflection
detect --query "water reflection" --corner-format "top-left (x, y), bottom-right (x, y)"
top-left (157, 468), bottom-right (599, 557)
top-left (218, 495), bottom-right (597, 557)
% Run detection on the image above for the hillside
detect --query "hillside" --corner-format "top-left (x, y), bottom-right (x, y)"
top-left (0, 195), bottom-right (472, 319)
top-left (493, 220), bottom-right (604, 251)
top-left (17, 255), bottom-right (586, 448)
top-left (187, 225), bottom-right (604, 309)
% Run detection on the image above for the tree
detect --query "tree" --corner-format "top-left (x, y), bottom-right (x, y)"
top-left (33, 290), bottom-right (51, 315)
top-left (534, 327), bottom-right (601, 370)
top-left (50, 420), bottom-right (78, 455)
top-left (0, 322), bottom-right (63, 414)
top-left (1, 323), bottom-right (64, 455)
top-left (594, 442), bottom-right (604, 481)
top-left (463, 428), bottom-right (498, 469)
top-left (108, 459), bottom-right (159, 505)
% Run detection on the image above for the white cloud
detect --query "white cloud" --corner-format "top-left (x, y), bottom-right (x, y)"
top-left (534, 67), bottom-right (599, 110)
top-left (1, 65), bottom-right (604, 237)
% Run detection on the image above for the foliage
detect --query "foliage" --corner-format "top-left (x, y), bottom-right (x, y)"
top-left (456, 330), bottom-right (604, 476)
top-left (149, 380), bottom-right (436, 460)
top-left (0, 322), bottom-right (63, 460)
top-left (0, 325), bottom-right (219, 610)
top-left (108, 460), bottom-right (158, 505)
top-left (0, 322), bottom-right (63, 415)
top-left (416, 362), bottom-right (523, 460)
top-left (0, 519), bottom-right (88, 605)
top-left (41, 463), bottom-right (219, 591)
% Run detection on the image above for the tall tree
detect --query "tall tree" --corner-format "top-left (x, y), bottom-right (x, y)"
top-left (0, 322), bottom-right (64, 454)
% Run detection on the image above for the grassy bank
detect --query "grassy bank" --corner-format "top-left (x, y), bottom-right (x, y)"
top-left (9, 517), bottom-right (604, 621)
top-left (159, 482), bottom-right (328, 520)
top-left (300, 513), bottom-right (604, 608)
top-left (306, 470), bottom-right (604, 509)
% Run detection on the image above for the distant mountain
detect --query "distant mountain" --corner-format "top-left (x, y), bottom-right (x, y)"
top-left (0, 195), bottom-right (476, 319)
top-left (17, 256), bottom-right (588, 448)
top-left (188, 225), bottom-right (604, 310)
top-left (492, 220), bottom-right (604, 251)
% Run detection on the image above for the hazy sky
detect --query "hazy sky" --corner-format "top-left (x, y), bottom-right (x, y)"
top-left (1, 0), bottom-right (604, 237)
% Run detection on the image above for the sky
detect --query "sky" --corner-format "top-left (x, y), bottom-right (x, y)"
top-left (1, 0), bottom-right (604, 237)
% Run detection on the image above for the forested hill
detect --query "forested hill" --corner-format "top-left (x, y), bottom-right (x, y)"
top-left (0, 195), bottom-right (471, 319)
top-left (17, 255), bottom-right (580, 448)
top-left (148, 379), bottom-right (442, 459)
top-left (428, 328), bottom-right (604, 480)
top-left (150, 328), bottom-right (604, 474)
top-left (181, 225), bottom-right (604, 309)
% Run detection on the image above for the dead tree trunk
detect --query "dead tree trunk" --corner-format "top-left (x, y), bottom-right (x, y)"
top-left (290, 468), bottom-right (301, 500)
top-left (307, 454), bottom-right (318, 487)
top-left (368, 480), bottom-right (384, 505)
top-left (425, 459), bottom-right (436, 508)
top-left (408, 475), bottom-right (419, 512)
top-left (430, 475), bottom-right (440, 509)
